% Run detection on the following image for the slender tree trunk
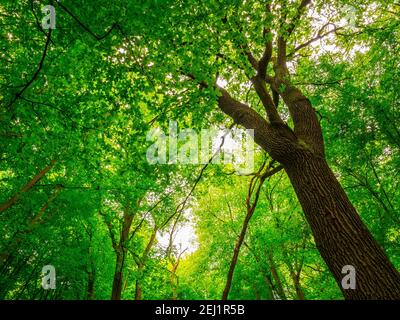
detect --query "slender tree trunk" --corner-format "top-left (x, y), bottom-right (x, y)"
top-left (133, 227), bottom-right (157, 300)
top-left (243, 242), bottom-right (277, 300)
top-left (262, 275), bottom-right (275, 300)
top-left (286, 262), bottom-right (305, 300)
top-left (111, 250), bottom-right (125, 300)
top-left (285, 152), bottom-right (400, 299)
top-left (87, 266), bottom-right (96, 300)
top-left (267, 251), bottom-right (287, 300)
top-left (135, 278), bottom-right (142, 300)
top-left (292, 276), bottom-right (305, 300)
top-left (170, 258), bottom-right (182, 300)
top-left (134, 264), bottom-right (144, 300)
top-left (107, 205), bottom-right (135, 300)
top-left (222, 210), bottom-right (253, 300)
top-left (281, 245), bottom-right (306, 300)
top-left (0, 159), bottom-right (56, 214)
top-left (222, 164), bottom-right (281, 300)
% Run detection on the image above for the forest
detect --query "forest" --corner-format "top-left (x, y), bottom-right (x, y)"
top-left (0, 0), bottom-right (400, 301)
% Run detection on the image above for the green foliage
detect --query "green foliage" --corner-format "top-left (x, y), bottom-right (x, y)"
top-left (0, 0), bottom-right (399, 300)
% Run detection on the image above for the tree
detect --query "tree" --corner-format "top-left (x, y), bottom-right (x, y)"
top-left (1, 0), bottom-right (400, 300)
top-left (133, 0), bottom-right (400, 298)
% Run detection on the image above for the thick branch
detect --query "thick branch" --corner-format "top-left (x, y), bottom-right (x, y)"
top-left (217, 86), bottom-right (298, 162)
top-left (251, 76), bottom-right (283, 123)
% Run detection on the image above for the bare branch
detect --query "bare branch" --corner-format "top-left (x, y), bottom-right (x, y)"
top-left (6, 29), bottom-right (52, 111)
top-left (56, 1), bottom-right (121, 41)
top-left (291, 24), bottom-right (343, 54)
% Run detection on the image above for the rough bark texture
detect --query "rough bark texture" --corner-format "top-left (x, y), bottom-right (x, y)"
top-left (218, 88), bottom-right (400, 298)
top-left (284, 152), bottom-right (400, 299)
top-left (215, 16), bottom-right (400, 296)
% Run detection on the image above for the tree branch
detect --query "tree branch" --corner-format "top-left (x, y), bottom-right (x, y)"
top-left (258, 2), bottom-right (273, 79)
top-left (6, 29), bottom-right (52, 111)
top-left (291, 24), bottom-right (343, 54)
top-left (56, 1), bottom-right (121, 41)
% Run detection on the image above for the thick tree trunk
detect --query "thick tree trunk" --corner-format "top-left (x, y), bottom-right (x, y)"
top-left (284, 152), bottom-right (400, 299)
top-left (217, 78), bottom-right (400, 299)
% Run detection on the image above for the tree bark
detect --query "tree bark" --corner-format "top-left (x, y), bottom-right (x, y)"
top-left (216, 65), bottom-right (400, 299)
top-left (286, 262), bottom-right (305, 300)
top-left (111, 250), bottom-right (125, 300)
top-left (262, 275), bottom-right (275, 300)
top-left (284, 152), bottom-right (400, 299)
top-left (109, 207), bottom-right (135, 300)
top-left (134, 275), bottom-right (142, 300)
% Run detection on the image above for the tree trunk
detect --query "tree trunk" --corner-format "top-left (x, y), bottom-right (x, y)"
top-left (287, 265), bottom-right (305, 300)
top-left (293, 277), bottom-right (305, 300)
top-left (222, 211), bottom-right (253, 300)
top-left (134, 264), bottom-right (144, 300)
top-left (87, 267), bottom-right (96, 300)
top-left (111, 251), bottom-right (125, 300)
top-left (262, 275), bottom-right (275, 300)
top-left (217, 75), bottom-right (400, 299)
top-left (267, 251), bottom-right (287, 300)
top-left (135, 278), bottom-right (142, 300)
top-left (0, 159), bottom-right (56, 214)
top-left (286, 262), bottom-right (305, 300)
top-left (222, 165), bottom-right (281, 300)
top-left (284, 152), bottom-right (400, 299)
top-left (107, 205), bottom-right (135, 300)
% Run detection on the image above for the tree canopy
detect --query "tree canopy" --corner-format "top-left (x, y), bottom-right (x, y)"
top-left (0, 0), bottom-right (399, 300)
